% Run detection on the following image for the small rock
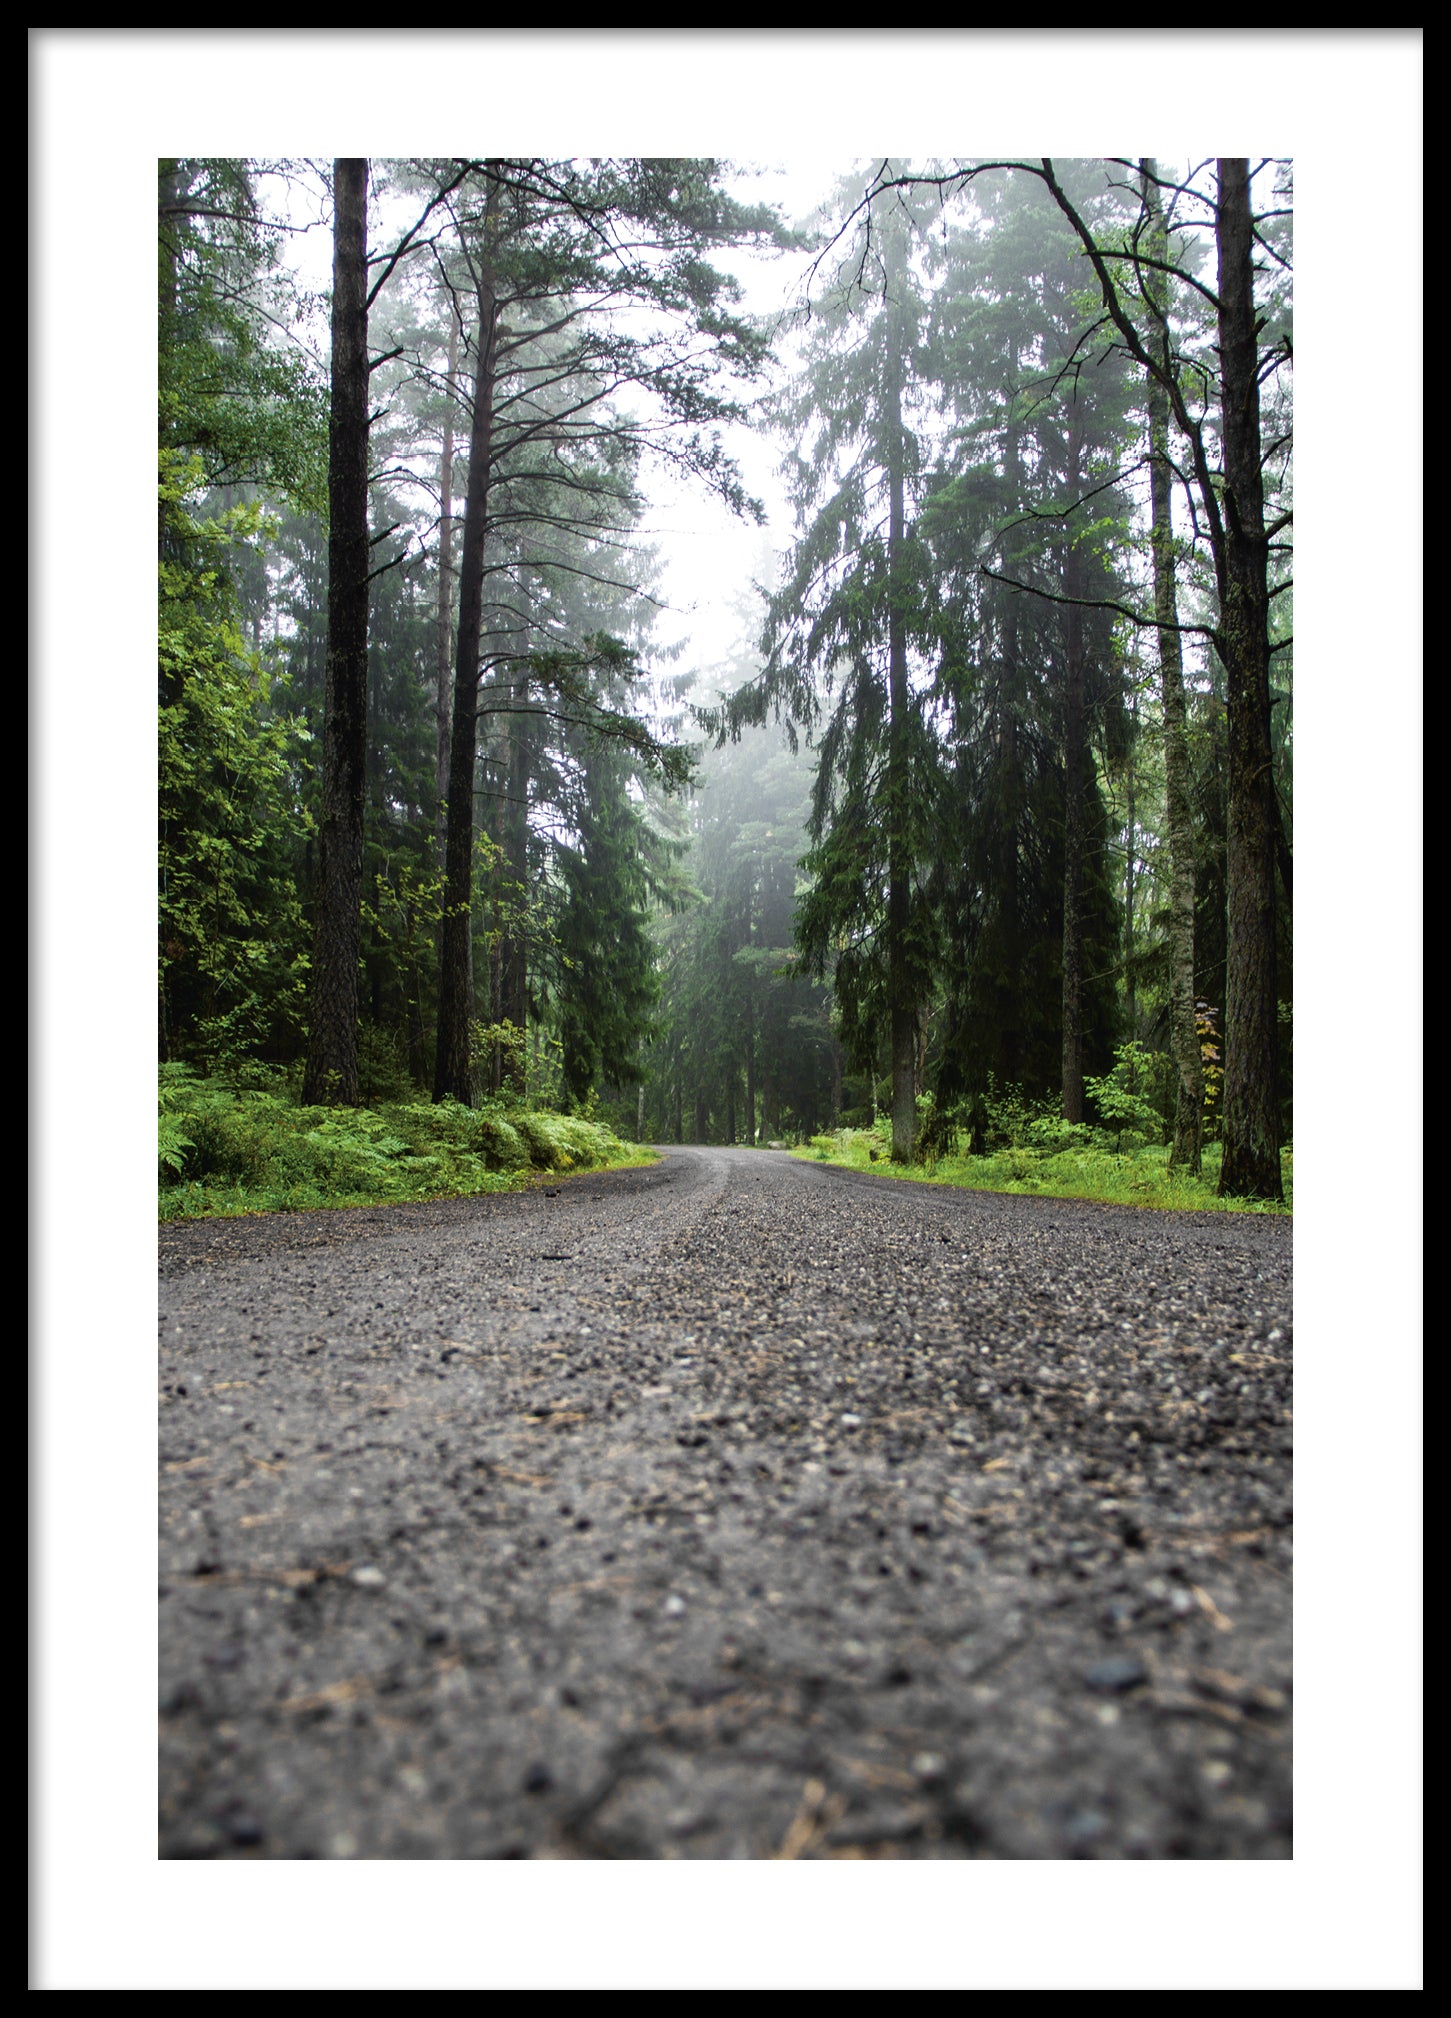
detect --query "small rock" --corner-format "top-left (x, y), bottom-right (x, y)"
top-left (912, 1751), bottom-right (947, 1787)
top-left (840, 1412), bottom-right (861, 1428)
top-left (350, 1566), bottom-right (386, 1590)
top-left (1085, 1654), bottom-right (1148, 1694)
top-left (523, 1762), bottom-right (554, 1795)
top-left (663, 1593), bottom-right (686, 1618)
top-left (1062, 1808), bottom-right (1108, 1848)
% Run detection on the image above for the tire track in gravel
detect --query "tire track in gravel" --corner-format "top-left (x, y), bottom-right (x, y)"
top-left (160, 1145), bottom-right (1291, 1860)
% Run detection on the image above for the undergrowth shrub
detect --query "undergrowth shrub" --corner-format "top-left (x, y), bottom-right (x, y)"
top-left (791, 1112), bottom-right (1290, 1215)
top-left (1084, 1041), bottom-right (1174, 1149)
top-left (158, 1070), bottom-right (650, 1218)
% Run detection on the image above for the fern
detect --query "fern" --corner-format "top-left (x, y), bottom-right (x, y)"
top-left (158, 1113), bottom-right (194, 1175)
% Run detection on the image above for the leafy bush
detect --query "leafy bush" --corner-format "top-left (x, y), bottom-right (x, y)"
top-left (1084, 1041), bottom-right (1173, 1149)
top-left (158, 1071), bottom-right (653, 1219)
top-left (1025, 1116), bottom-right (1096, 1153)
top-left (914, 1093), bottom-right (960, 1168)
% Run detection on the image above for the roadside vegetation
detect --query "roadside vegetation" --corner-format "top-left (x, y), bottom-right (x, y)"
top-left (795, 1061), bottom-right (1291, 1216)
top-left (159, 1065), bottom-right (654, 1221)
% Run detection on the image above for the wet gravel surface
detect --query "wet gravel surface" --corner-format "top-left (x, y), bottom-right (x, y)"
top-left (159, 1145), bottom-right (1292, 1861)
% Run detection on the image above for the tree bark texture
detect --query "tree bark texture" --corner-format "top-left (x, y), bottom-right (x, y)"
top-left (434, 172), bottom-right (500, 1105)
top-left (496, 672), bottom-right (530, 1094)
top-left (1214, 160), bottom-right (1282, 1201)
top-left (1141, 161), bottom-right (1203, 1173)
top-left (303, 158), bottom-right (370, 1107)
top-left (1059, 454), bottom-right (1086, 1127)
top-left (996, 408), bottom-right (1025, 1090)
top-left (885, 287), bottom-right (915, 1164)
top-left (1038, 157), bottom-right (1280, 1195)
top-left (1124, 687), bottom-right (1138, 1049)
top-left (434, 306), bottom-right (460, 870)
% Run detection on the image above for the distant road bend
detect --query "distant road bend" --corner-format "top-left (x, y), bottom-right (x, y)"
top-left (159, 1143), bottom-right (1292, 1860)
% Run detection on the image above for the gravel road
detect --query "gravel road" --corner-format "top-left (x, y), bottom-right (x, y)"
top-left (159, 1144), bottom-right (1292, 1860)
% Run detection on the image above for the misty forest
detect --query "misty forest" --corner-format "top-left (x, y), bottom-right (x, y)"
top-left (158, 156), bottom-right (1292, 1216)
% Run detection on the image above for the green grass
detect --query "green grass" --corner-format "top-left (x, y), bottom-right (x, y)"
top-left (795, 1123), bottom-right (1292, 1215)
top-left (158, 1066), bottom-right (656, 1221)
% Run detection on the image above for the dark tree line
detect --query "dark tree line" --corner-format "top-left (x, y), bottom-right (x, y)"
top-left (159, 156), bottom-right (783, 1119)
top-left (694, 157), bottom-right (1290, 1198)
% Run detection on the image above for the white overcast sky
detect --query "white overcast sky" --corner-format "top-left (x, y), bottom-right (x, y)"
top-left (33, 28), bottom-right (1422, 1994)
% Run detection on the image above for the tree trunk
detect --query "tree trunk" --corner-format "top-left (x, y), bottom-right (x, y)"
top-left (303, 159), bottom-right (370, 1107)
top-left (1214, 160), bottom-right (1282, 1201)
top-left (434, 171), bottom-right (500, 1105)
top-left (997, 404), bottom-right (1024, 1090)
top-left (434, 305), bottom-right (460, 870)
top-left (1060, 428), bottom-right (1086, 1125)
top-left (1141, 160), bottom-right (1203, 1173)
top-left (496, 670), bottom-right (529, 1094)
top-left (1124, 685), bottom-right (1138, 1048)
top-left (885, 282), bottom-right (915, 1164)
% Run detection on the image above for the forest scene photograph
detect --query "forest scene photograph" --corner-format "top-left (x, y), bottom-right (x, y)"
top-left (153, 149), bottom-right (1292, 1213)
top-left (35, 28), bottom-right (1419, 1994)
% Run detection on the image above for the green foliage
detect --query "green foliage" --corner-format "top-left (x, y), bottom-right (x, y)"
top-left (1084, 1041), bottom-right (1174, 1148)
top-left (1196, 1001), bottom-right (1225, 1141)
top-left (157, 1069), bottom-right (654, 1219)
top-left (552, 744), bottom-right (670, 1109)
top-left (159, 160), bottom-right (325, 1075)
top-left (913, 1092), bottom-right (958, 1168)
top-left (470, 1019), bottom-right (527, 1104)
top-left (159, 160), bottom-right (328, 509)
top-left (796, 1128), bottom-right (1291, 1216)
top-left (159, 455), bottom-right (312, 1069)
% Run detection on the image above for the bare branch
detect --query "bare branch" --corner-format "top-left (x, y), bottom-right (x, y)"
top-left (981, 566), bottom-right (1219, 642)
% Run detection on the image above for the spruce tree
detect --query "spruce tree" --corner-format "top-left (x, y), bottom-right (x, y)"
top-left (723, 175), bottom-right (942, 1162)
